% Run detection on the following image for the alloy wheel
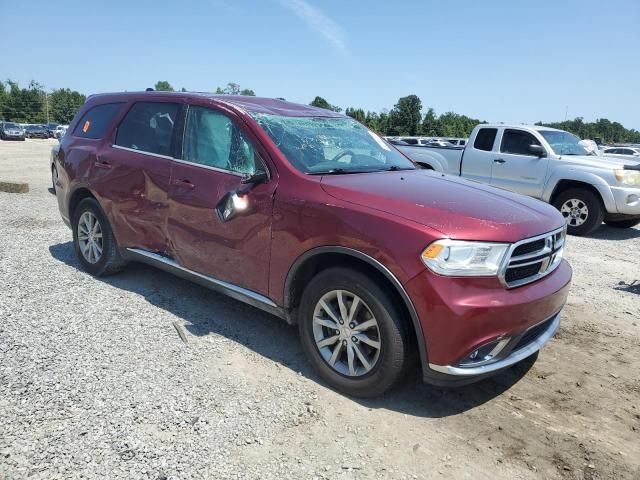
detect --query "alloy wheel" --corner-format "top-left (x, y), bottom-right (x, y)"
top-left (560, 198), bottom-right (589, 227)
top-left (312, 290), bottom-right (381, 377)
top-left (78, 211), bottom-right (104, 264)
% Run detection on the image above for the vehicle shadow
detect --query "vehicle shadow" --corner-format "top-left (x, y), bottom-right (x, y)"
top-left (615, 280), bottom-right (640, 295)
top-left (588, 224), bottom-right (640, 240)
top-left (49, 241), bottom-right (535, 418)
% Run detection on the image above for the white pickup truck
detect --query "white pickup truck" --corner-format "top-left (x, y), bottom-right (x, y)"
top-left (396, 124), bottom-right (640, 235)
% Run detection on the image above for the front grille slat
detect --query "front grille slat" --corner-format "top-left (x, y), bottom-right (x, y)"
top-left (503, 227), bottom-right (566, 288)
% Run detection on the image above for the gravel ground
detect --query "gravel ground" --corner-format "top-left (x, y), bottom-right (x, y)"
top-left (1, 139), bottom-right (639, 480)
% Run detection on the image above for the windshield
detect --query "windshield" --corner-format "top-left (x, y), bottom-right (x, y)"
top-left (251, 114), bottom-right (416, 174)
top-left (4, 123), bottom-right (18, 128)
top-left (539, 130), bottom-right (589, 156)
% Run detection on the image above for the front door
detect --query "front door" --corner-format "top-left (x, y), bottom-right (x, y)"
top-left (167, 105), bottom-right (276, 296)
top-left (490, 128), bottom-right (549, 198)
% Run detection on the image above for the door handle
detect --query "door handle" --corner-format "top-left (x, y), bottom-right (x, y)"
top-left (94, 160), bottom-right (112, 169)
top-left (171, 179), bottom-right (195, 190)
top-left (493, 159), bottom-right (506, 164)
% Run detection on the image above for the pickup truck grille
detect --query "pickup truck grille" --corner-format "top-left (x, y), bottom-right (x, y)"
top-left (502, 227), bottom-right (566, 288)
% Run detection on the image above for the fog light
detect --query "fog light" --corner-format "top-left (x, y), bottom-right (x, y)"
top-left (460, 337), bottom-right (510, 367)
top-left (626, 194), bottom-right (639, 206)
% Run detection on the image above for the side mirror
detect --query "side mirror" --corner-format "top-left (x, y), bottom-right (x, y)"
top-left (216, 170), bottom-right (269, 222)
top-left (240, 170), bottom-right (269, 185)
top-left (528, 144), bottom-right (546, 157)
top-left (217, 191), bottom-right (249, 222)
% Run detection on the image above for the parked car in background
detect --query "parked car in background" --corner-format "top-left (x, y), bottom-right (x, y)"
top-left (54, 125), bottom-right (68, 139)
top-left (398, 137), bottom-right (432, 146)
top-left (26, 124), bottom-right (49, 139)
top-left (52, 92), bottom-right (571, 397)
top-left (396, 124), bottom-right (640, 235)
top-left (445, 138), bottom-right (467, 147)
top-left (424, 140), bottom-right (457, 148)
top-left (46, 123), bottom-right (60, 138)
top-left (602, 147), bottom-right (640, 159)
top-left (0, 122), bottom-right (26, 141)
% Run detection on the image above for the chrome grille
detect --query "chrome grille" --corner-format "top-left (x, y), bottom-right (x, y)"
top-left (501, 227), bottom-right (566, 288)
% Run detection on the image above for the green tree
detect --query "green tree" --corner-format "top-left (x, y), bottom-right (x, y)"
top-left (309, 96), bottom-right (342, 112)
top-left (345, 107), bottom-right (365, 123)
top-left (388, 94), bottom-right (422, 136)
top-left (49, 88), bottom-right (86, 124)
top-left (154, 80), bottom-right (175, 92)
top-left (215, 82), bottom-right (255, 95)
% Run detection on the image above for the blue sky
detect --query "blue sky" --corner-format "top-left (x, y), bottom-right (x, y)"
top-left (2, 0), bottom-right (639, 129)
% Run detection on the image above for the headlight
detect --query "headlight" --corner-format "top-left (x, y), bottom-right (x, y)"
top-left (421, 239), bottom-right (510, 276)
top-left (614, 169), bottom-right (640, 186)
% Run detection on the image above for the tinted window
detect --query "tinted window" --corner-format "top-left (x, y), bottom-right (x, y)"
top-left (115, 102), bottom-right (179, 156)
top-left (621, 149), bottom-right (633, 155)
top-left (473, 128), bottom-right (497, 151)
top-left (500, 129), bottom-right (541, 155)
top-left (73, 103), bottom-right (123, 139)
top-left (182, 106), bottom-right (259, 175)
top-left (402, 138), bottom-right (418, 145)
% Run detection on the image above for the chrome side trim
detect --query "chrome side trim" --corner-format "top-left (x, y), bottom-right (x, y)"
top-left (112, 144), bottom-right (174, 160)
top-left (124, 248), bottom-right (285, 319)
top-left (171, 157), bottom-right (244, 177)
top-left (428, 313), bottom-right (560, 376)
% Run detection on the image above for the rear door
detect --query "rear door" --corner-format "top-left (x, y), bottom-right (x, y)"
top-left (460, 126), bottom-right (498, 182)
top-left (167, 104), bottom-right (276, 296)
top-left (93, 100), bottom-right (181, 254)
top-left (490, 128), bottom-right (549, 198)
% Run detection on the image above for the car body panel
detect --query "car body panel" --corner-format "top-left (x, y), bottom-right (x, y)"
top-left (319, 169), bottom-right (565, 243)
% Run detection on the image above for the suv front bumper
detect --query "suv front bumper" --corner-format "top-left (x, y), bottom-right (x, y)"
top-left (406, 259), bottom-right (571, 386)
top-left (428, 312), bottom-right (559, 377)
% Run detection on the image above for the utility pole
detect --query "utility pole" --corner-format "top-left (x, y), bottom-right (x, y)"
top-left (45, 92), bottom-right (49, 124)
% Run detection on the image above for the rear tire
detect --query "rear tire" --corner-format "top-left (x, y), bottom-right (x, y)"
top-left (72, 198), bottom-right (126, 276)
top-left (298, 267), bottom-right (409, 397)
top-left (553, 188), bottom-right (604, 236)
top-left (604, 218), bottom-right (640, 229)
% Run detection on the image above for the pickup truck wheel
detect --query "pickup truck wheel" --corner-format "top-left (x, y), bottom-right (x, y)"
top-left (72, 198), bottom-right (126, 276)
top-left (553, 188), bottom-right (604, 236)
top-left (604, 218), bottom-right (640, 229)
top-left (298, 267), bottom-right (409, 397)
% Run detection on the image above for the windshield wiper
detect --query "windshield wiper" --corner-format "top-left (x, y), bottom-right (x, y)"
top-left (309, 168), bottom-right (369, 175)
top-left (384, 165), bottom-right (415, 171)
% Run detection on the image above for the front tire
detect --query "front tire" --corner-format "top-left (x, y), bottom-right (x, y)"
top-left (298, 267), bottom-right (409, 397)
top-left (72, 198), bottom-right (126, 276)
top-left (553, 188), bottom-right (604, 236)
top-left (604, 218), bottom-right (640, 229)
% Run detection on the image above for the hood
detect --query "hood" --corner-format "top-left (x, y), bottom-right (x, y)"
top-left (558, 154), bottom-right (640, 168)
top-left (320, 170), bottom-right (565, 243)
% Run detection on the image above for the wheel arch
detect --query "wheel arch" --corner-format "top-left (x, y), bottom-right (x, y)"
top-left (68, 186), bottom-right (98, 220)
top-left (284, 246), bottom-right (428, 368)
top-left (548, 179), bottom-right (605, 207)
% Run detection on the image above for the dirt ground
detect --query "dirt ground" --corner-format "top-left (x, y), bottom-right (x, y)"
top-left (1, 139), bottom-right (639, 479)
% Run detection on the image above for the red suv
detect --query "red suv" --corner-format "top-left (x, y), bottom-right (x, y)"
top-left (53, 92), bottom-right (572, 397)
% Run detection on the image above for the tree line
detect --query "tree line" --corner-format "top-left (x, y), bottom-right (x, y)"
top-left (312, 94), bottom-right (640, 143)
top-left (0, 80), bottom-right (86, 124)
top-left (2, 79), bottom-right (639, 143)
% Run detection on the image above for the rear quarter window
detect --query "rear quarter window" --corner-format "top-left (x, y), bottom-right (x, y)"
top-left (473, 128), bottom-right (497, 151)
top-left (73, 103), bottom-right (124, 139)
